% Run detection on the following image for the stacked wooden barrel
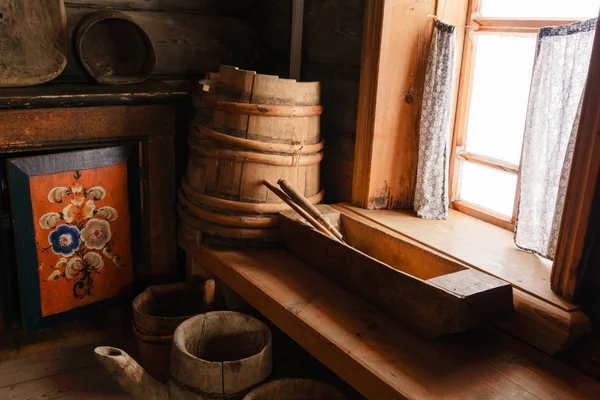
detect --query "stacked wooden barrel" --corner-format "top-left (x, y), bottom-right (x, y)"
top-left (179, 66), bottom-right (324, 246)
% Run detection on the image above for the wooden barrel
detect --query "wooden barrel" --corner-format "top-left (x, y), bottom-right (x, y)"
top-left (179, 65), bottom-right (324, 246)
top-left (132, 281), bottom-right (217, 382)
top-left (243, 379), bottom-right (346, 400)
top-left (75, 10), bottom-right (156, 84)
top-left (170, 311), bottom-right (273, 399)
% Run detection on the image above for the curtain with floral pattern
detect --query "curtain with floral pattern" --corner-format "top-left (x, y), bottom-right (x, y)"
top-left (414, 20), bottom-right (457, 219)
top-left (515, 19), bottom-right (596, 259)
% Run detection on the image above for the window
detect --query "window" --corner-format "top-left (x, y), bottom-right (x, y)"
top-left (449, 0), bottom-right (600, 230)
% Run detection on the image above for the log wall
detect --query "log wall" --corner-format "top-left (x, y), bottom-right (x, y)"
top-left (250, 0), bottom-right (364, 203)
top-left (58, 0), bottom-right (264, 81)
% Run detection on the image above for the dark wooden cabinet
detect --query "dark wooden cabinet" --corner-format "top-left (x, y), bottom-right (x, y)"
top-left (0, 80), bottom-right (193, 330)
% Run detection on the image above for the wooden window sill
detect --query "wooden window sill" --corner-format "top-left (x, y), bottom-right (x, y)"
top-left (333, 203), bottom-right (590, 355)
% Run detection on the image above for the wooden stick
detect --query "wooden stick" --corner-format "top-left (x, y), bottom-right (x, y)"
top-left (277, 178), bottom-right (345, 242)
top-left (202, 279), bottom-right (217, 312)
top-left (263, 180), bottom-right (341, 242)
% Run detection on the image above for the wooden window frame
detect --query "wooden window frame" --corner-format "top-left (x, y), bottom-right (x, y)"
top-left (353, 0), bottom-right (600, 306)
top-left (449, 0), bottom-right (581, 231)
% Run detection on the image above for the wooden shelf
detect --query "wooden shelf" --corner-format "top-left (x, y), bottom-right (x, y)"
top-left (184, 243), bottom-right (600, 400)
top-left (0, 78), bottom-right (196, 109)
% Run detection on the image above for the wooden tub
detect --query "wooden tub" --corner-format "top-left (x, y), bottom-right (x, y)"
top-left (180, 65), bottom-right (324, 246)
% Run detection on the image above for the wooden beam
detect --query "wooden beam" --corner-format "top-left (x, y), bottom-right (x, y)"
top-left (63, 0), bottom-right (255, 14)
top-left (552, 18), bottom-right (600, 303)
top-left (352, 0), bottom-right (436, 209)
top-left (0, 106), bottom-right (174, 152)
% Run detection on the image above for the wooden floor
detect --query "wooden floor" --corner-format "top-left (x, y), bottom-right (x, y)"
top-left (0, 344), bottom-right (132, 399)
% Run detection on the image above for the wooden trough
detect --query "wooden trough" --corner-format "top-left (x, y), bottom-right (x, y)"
top-left (279, 205), bottom-right (514, 337)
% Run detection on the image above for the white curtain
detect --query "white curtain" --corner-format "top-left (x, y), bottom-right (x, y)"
top-left (414, 20), bottom-right (456, 219)
top-left (515, 19), bottom-right (596, 259)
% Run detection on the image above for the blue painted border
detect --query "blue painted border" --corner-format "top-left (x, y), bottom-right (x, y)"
top-left (8, 145), bottom-right (141, 331)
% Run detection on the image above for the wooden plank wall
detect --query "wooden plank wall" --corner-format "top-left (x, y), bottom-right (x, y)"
top-left (59, 0), bottom-right (264, 81)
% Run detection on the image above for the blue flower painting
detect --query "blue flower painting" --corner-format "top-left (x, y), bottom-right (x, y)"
top-left (39, 177), bottom-right (123, 300)
top-left (48, 224), bottom-right (81, 257)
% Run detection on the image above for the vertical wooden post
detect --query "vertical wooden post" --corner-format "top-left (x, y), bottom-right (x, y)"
top-left (145, 133), bottom-right (177, 279)
top-left (290, 0), bottom-right (305, 80)
top-left (352, 0), bottom-right (437, 209)
top-left (552, 18), bottom-right (600, 302)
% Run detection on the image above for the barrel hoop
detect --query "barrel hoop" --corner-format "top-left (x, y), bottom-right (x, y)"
top-left (190, 123), bottom-right (324, 155)
top-left (196, 99), bottom-right (323, 117)
top-left (188, 140), bottom-right (323, 167)
top-left (178, 206), bottom-right (280, 240)
top-left (178, 189), bottom-right (278, 228)
top-left (181, 178), bottom-right (324, 214)
top-left (132, 322), bottom-right (173, 344)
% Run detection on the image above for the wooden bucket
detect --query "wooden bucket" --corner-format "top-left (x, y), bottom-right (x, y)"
top-left (243, 379), bottom-right (346, 400)
top-left (75, 10), bottom-right (156, 84)
top-left (180, 66), bottom-right (324, 246)
top-left (132, 281), bottom-right (217, 382)
top-left (170, 311), bottom-right (273, 399)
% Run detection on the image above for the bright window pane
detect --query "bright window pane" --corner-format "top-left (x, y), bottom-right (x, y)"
top-left (479, 0), bottom-right (600, 19)
top-left (465, 34), bottom-right (536, 164)
top-left (458, 162), bottom-right (517, 216)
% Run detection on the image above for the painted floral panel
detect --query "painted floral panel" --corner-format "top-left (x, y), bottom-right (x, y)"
top-left (31, 162), bottom-right (133, 317)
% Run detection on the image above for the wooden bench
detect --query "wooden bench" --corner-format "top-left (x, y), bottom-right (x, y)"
top-left (184, 243), bottom-right (600, 399)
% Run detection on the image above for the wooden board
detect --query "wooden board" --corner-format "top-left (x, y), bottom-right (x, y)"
top-left (64, 0), bottom-right (255, 14)
top-left (0, 1), bottom-right (69, 87)
top-left (185, 244), bottom-right (600, 399)
top-left (62, 7), bottom-right (264, 79)
top-left (279, 205), bottom-right (513, 337)
top-left (0, 79), bottom-right (194, 109)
